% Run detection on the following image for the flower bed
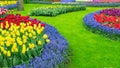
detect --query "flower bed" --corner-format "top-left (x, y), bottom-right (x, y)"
top-left (13, 23), bottom-right (69, 68)
top-left (0, 8), bottom-right (69, 68)
top-left (85, 3), bottom-right (120, 7)
top-left (29, 5), bottom-right (86, 16)
top-left (53, 2), bottom-right (120, 7)
top-left (1, 4), bottom-right (18, 9)
top-left (0, 1), bottom-right (17, 6)
top-left (100, 8), bottom-right (120, 17)
top-left (83, 8), bottom-right (120, 40)
top-left (0, 1), bottom-right (18, 9)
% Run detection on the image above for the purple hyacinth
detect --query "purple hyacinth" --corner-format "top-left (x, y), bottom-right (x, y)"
top-left (100, 8), bottom-right (120, 17)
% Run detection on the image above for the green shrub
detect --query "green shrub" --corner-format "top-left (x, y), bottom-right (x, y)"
top-left (29, 5), bottom-right (86, 16)
top-left (24, 0), bottom-right (29, 4)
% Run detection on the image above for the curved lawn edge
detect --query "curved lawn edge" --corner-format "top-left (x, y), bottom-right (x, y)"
top-left (13, 23), bottom-right (69, 68)
top-left (83, 11), bottom-right (120, 40)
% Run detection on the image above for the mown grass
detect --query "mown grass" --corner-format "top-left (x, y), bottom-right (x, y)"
top-left (14, 4), bottom-right (120, 68)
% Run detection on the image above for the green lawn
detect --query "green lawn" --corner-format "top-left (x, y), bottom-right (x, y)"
top-left (14, 4), bottom-right (120, 68)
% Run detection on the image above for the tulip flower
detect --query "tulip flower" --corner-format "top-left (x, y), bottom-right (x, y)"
top-left (43, 34), bottom-right (48, 39)
top-left (38, 40), bottom-right (42, 45)
top-left (7, 51), bottom-right (11, 57)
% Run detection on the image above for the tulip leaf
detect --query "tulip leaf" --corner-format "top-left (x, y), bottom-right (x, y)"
top-left (3, 57), bottom-right (8, 67)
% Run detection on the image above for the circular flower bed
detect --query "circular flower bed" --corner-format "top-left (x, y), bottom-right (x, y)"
top-left (83, 8), bottom-right (120, 40)
top-left (0, 8), bottom-right (68, 68)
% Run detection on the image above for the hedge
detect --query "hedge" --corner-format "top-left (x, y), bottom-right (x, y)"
top-left (29, 5), bottom-right (86, 16)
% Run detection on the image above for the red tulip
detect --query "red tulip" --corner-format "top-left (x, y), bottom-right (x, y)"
top-left (114, 23), bottom-right (120, 29)
top-left (41, 23), bottom-right (45, 27)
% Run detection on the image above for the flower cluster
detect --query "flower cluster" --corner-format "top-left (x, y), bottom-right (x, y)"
top-left (14, 23), bottom-right (68, 68)
top-left (94, 8), bottom-right (120, 30)
top-left (84, 10), bottom-right (120, 40)
top-left (0, 8), bottom-right (14, 19)
top-left (94, 13), bottom-right (120, 29)
top-left (30, 5), bottom-right (86, 16)
top-left (0, 21), bottom-right (50, 67)
top-left (85, 3), bottom-right (120, 7)
top-left (0, 1), bottom-right (17, 6)
top-left (0, 14), bottom-right (45, 28)
top-left (100, 8), bottom-right (120, 16)
top-left (0, 9), bottom-right (68, 68)
top-left (0, 8), bottom-right (8, 16)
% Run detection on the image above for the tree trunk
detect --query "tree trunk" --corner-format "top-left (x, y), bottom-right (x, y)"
top-left (18, 0), bottom-right (24, 11)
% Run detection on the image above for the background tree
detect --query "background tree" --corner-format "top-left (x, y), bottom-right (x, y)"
top-left (18, 0), bottom-right (24, 11)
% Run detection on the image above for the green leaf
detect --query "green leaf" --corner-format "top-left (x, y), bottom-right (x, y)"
top-left (26, 51), bottom-right (32, 59)
top-left (7, 57), bottom-right (13, 67)
top-left (3, 57), bottom-right (8, 67)
top-left (0, 56), bottom-right (3, 67)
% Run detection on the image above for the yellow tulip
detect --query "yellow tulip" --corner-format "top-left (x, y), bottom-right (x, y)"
top-left (16, 31), bottom-right (20, 36)
top-left (28, 28), bottom-right (32, 32)
top-left (17, 37), bottom-right (21, 42)
top-left (0, 28), bottom-right (2, 31)
top-left (29, 43), bottom-right (35, 49)
top-left (20, 29), bottom-right (25, 33)
top-left (11, 43), bottom-right (18, 52)
top-left (0, 36), bottom-right (4, 42)
top-left (38, 40), bottom-right (42, 45)
top-left (5, 24), bottom-right (9, 29)
top-left (9, 38), bottom-right (15, 44)
top-left (25, 32), bottom-right (29, 36)
top-left (33, 24), bottom-right (37, 29)
top-left (41, 27), bottom-right (44, 31)
top-left (3, 50), bottom-right (7, 55)
top-left (5, 21), bottom-right (9, 29)
top-left (11, 48), bottom-right (14, 52)
top-left (20, 23), bottom-right (23, 26)
top-left (29, 33), bottom-right (33, 38)
top-left (10, 23), bottom-right (14, 26)
top-left (27, 23), bottom-right (30, 26)
top-left (15, 48), bottom-right (18, 52)
top-left (32, 31), bottom-right (36, 35)
top-left (1, 47), bottom-right (4, 52)
top-left (38, 24), bottom-right (41, 28)
top-left (6, 41), bottom-right (11, 47)
top-left (7, 51), bottom-right (11, 57)
top-left (2, 30), bottom-right (6, 35)
top-left (0, 42), bottom-right (4, 46)
top-left (0, 23), bottom-right (3, 29)
top-left (23, 38), bottom-right (27, 43)
top-left (37, 29), bottom-right (41, 34)
top-left (28, 22), bottom-right (31, 25)
top-left (46, 39), bottom-right (50, 43)
top-left (22, 45), bottom-right (27, 54)
top-left (18, 40), bottom-right (23, 46)
top-left (43, 34), bottom-right (48, 39)
top-left (22, 35), bottom-right (28, 40)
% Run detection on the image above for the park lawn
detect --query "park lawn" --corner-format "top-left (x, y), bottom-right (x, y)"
top-left (14, 4), bottom-right (120, 68)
